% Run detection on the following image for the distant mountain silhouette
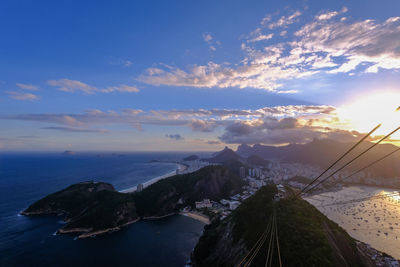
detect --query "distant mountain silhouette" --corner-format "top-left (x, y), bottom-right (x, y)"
top-left (246, 154), bottom-right (270, 166)
top-left (236, 139), bottom-right (400, 178)
top-left (207, 146), bottom-right (241, 163)
top-left (183, 155), bottom-right (199, 161)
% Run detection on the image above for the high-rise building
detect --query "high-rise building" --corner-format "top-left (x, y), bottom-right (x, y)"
top-left (137, 183), bottom-right (144, 192)
top-left (239, 166), bottom-right (245, 179)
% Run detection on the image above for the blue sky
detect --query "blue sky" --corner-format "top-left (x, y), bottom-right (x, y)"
top-left (1, 0), bottom-right (400, 151)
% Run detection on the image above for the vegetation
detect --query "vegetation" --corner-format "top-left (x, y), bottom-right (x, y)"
top-left (22, 165), bottom-right (244, 236)
top-left (134, 165), bottom-right (244, 216)
top-left (193, 185), bottom-right (367, 267)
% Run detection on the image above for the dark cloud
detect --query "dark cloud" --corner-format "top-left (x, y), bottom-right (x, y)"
top-left (165, 134), bottom-right (184, 141)
top-left (219, 117), bottom-right (362, 145)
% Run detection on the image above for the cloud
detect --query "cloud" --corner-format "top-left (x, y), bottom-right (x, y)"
top-left (203, 33), bottom-right (213, 42)
top-left (189, 119), bottom-right (218, 132)
top-left (165, 134), bottom-right (184, 141)
top-left (109, 58), bottom-right (133, 67)
top-left (4, 104), bottom-right (376, 145)
top-left (138, 8), bottom-right (400, 92)
top-left (268, 10), bottom-right (302, 29)
top-left (295, 14), bottom-right (400, 73)
top-left (202, 32), bottom-right (220, 51)
top-left (316, 7), bottom-right (348, 20)
top-left (6, 91), bottom-right (39, 101)
top-left (16, 83), bottom-right (39, 91)
top-left (218, 117), bottom-right (362, 145)
top-left (41, 126), bottom-right (109, 133)
top-left (248, 33), bottom-right (274, 43)
top-left (47, 79), bottom-right (139, 94)
top-left (1, 105), bottom-right (342, 143)
top-left (206, 140), bottom-right (221, 145)
top-left (2, 105), bottom-right (336, 129)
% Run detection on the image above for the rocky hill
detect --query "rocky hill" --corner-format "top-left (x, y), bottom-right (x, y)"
top-left (206, 146), bottom-right (242, 163)
top-left (22, 166), bottom-right (244, 238)
top-left (192, 185), bottom-right (375, 267)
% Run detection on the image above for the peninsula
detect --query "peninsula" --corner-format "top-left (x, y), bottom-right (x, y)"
top-left (21, 165), bottom-right (244, 238)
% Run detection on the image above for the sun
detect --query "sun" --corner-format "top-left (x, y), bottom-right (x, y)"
top-left (337, 91), bottom-right (400, 142)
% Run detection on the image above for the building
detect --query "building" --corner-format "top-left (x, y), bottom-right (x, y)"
top-left (220, 199), bottom-right (230, 206)
top-left (136, 183), bottom-right (144, 192)
top-left (195, 199), bottom-right (212, 209)
top-left (239, 166), bottom-right (246, 179)
top-left (229, 201), bottom-right (240, 210)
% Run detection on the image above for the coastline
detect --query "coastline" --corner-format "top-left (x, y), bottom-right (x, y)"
top-left (120, 163), bottom-right (187, 193)
top-left (62, 212), bottom-right (207, 239)
top-left (180, 212), bottom-right (210, 224)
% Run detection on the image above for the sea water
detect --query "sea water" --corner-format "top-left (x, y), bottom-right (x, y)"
top-left (306, 186), bottom-right (400, 260)
top-left (0, 152), bottom-right (206, 266)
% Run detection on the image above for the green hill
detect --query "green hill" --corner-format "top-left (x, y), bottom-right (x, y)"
top-left (22, 165), bottom-right (244, 238)
top-left (192, 185), bottom-right (369, 267)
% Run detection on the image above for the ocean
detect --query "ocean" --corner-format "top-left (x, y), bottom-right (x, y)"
top-left (306, 186), bottom-right (400, 260)
top-left (0, 152), bottom-right (207, 267)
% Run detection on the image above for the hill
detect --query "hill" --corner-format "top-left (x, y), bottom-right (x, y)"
top-left (192, 185), bottom-right (373, 267)
top-left (247, 154), bottom-right (270, 166)
top-left (183, 155), bottom-right (199, 161)
top-left (22, 166), bottom-right (244, 238)
top-left (236, 139), bottom-right (400, 178)
top-left (206, 146), bottom-right (242, 163)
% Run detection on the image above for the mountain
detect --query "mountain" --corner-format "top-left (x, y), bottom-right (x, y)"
top-left (236, 144), bottom-right (254, 157)
top-left (206, 146), bottom-right (241, 163)
top-left (246, 154), bottom-right (270, 166)
top-left (192, 185), bottom-right (385, 267)
top-left (236, 139), bottom-right (400, 178)
top-left (22, 166), bottom-right (244, 238)
top-left (183, 155), bottom-right (200, 161)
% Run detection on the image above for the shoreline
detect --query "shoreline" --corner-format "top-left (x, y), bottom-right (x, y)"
top-left (180, 212), bottom-right (210, 224)
top-left (120, 163), bottom-right (187, 193)
top-left (60, 212), bottom-right (207, 239)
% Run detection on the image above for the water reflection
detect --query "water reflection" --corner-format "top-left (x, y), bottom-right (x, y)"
top-left (306, 186), bottom-right (400, 260)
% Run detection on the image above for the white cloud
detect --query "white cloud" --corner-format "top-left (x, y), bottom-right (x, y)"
top-left (203, 32), bottom-right (220, 51)
top-left (248, 33), bottom-right (274, 43)
top-left (6, 91), bottom-right (39, 101)
top-left (203, 33), bottom-right (213, 42)
top-left (47, 79), bottom-right (139, 94)
top-left (268, 11), bottom-right (302, 29)
top-left (316, 11), bottom-right (339, 20)
top-left (294, 15), bottom-right (400, 73)
top-left (138, 9), bottom-right (400, 92)
top-left (16, 83), bottom-right (39, 91)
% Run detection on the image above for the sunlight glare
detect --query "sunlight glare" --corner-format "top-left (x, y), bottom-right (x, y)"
top-left (338, 91), bottom-right (400, 141)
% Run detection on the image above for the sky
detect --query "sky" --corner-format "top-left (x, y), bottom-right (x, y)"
top-left (1, 0), bottom-right (400, 151)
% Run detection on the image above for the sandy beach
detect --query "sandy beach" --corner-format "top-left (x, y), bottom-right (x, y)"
top-left (120, 163), bottom-right (187, 193)
top-left (180, 212), bottom-right (210, 224)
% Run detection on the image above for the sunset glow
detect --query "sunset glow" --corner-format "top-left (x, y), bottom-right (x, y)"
top-left (338, 91), bottom-right (400, 141)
